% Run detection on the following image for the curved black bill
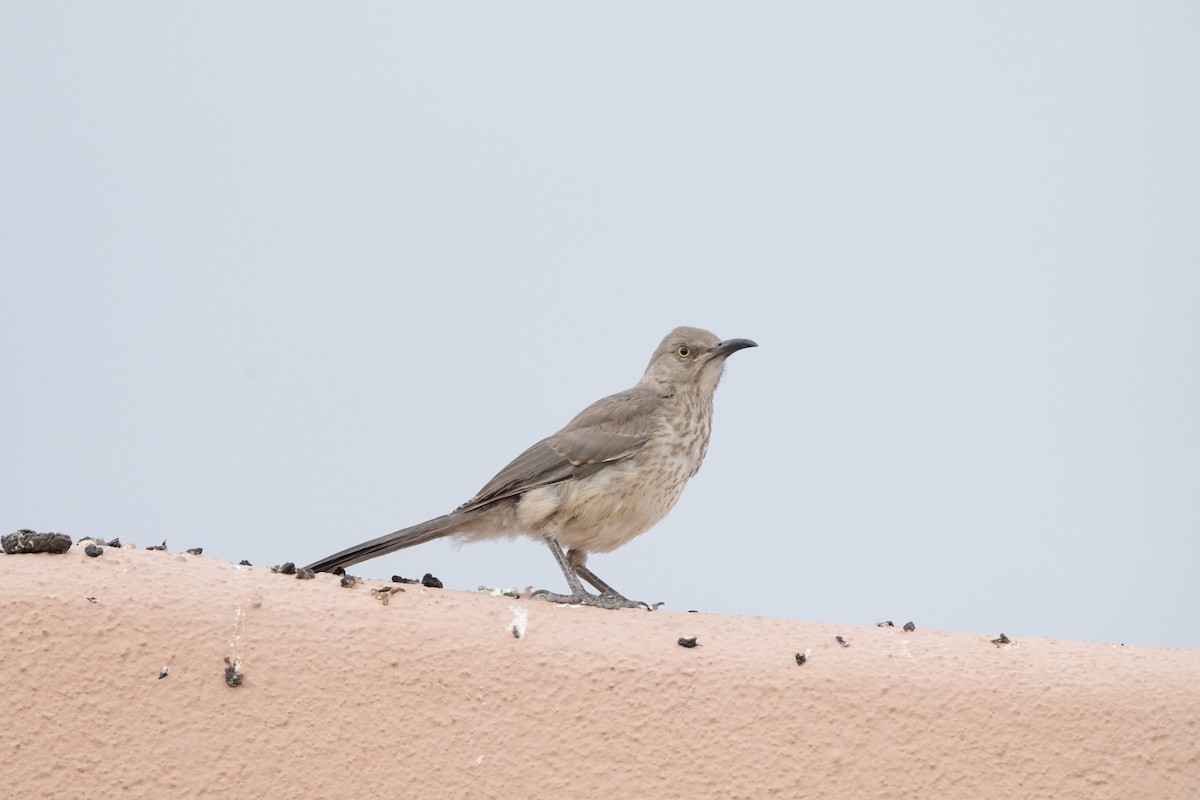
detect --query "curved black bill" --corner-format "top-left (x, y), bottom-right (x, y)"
top-left (710, 338), bottom-right (758, 359)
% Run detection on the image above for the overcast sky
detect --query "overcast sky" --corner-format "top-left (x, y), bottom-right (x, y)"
top-left (4, 4), bottom-right (1197, 648)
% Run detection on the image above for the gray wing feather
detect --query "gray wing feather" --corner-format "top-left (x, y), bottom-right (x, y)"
top-left (455, 389), bottom-right (660, 513)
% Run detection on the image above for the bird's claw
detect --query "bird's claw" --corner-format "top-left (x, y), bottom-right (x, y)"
top-left (530, 588), bottom-right (653, 610)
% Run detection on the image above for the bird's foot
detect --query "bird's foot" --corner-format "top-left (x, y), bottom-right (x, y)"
top-left (530, 588), bottom-right (654, 610)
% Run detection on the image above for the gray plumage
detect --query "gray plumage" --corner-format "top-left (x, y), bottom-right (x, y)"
top-left (305, 325), bottom-right (756, 609)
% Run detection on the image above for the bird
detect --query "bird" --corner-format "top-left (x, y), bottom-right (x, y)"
top-left (305, 326), bottom-right (756, 609)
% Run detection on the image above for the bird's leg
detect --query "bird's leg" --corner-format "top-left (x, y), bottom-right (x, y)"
top-left (531, 536), bottom-right (649, 610)
top-left (572, 563), bottom-right (620, 595)
top-left (570, 549), bottom-right (661, 609)
top-left (539, 534), bottom-right (590, 596)
top-left (574, 563), bottom-right (662, 610)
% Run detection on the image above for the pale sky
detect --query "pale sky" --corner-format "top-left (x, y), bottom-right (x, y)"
top-left (3, 4), bottom-right (1198, 648)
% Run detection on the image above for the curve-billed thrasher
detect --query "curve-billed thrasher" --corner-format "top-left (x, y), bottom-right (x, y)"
top-left (306, 326), bottom-right (756, 609)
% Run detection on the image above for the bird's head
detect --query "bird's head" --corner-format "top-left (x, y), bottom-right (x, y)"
top-left (640, 326), bottom-right (757, 394)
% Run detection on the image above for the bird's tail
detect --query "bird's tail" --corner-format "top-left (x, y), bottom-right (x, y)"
top-left (305, 513), bottom-right (463, 573)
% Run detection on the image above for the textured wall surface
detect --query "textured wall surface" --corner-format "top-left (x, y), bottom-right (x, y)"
top-left (2, 546), bottom-right (1197, 799)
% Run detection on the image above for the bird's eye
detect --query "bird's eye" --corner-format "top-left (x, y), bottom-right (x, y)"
top-left (676, 346), bottom-right (691, 359)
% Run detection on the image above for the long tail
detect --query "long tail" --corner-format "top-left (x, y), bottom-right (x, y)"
top-left (305, 513), bottom-right (464, 573)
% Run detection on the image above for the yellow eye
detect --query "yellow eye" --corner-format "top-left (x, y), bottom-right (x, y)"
top-left (676, 345), bottom-right (691, 359)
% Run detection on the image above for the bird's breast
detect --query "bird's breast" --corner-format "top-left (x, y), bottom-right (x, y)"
top-left (543, 404), bottom-right (714, 554)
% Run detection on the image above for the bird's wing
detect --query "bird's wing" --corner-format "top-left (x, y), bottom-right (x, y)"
top-left (455, 389), bottom-right (660, 512)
